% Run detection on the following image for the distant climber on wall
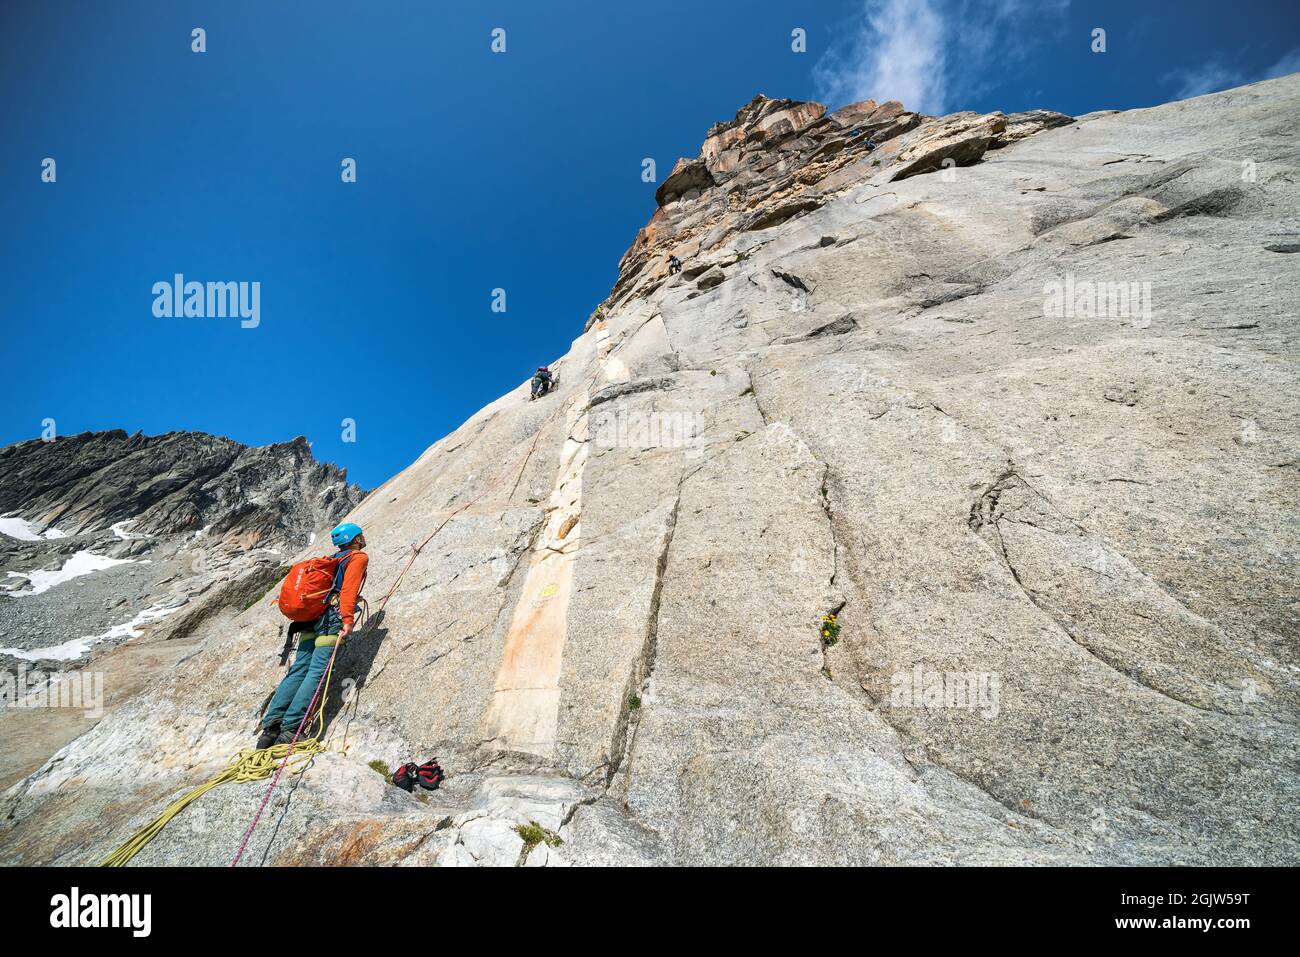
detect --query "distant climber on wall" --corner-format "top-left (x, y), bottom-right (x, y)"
top-left (667, 254), bottom-right (682, 275)
top-left (530, 365), bottom-right (555, 400)
top-left (256, 522), bottom-right (369, 749)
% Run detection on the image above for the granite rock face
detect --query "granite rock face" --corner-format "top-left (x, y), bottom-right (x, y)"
top-left (3, 75), bottom-right (1299, 866)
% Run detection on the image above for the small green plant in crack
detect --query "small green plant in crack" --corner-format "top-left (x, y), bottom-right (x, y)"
top-left (628, 692), bottom-right (642, 711)
top-left (820, 613), bottom-right (841, 647)
top-left (368, 759), bottom-right (392, 778)
top-left (739, 386), bottom-right (755, 397)
top-left (515, 821), bottom-right (564, 852)
top-left (736, 251), bottom-right (751, 262)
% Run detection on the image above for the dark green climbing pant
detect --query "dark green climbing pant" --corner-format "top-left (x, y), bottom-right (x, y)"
top-left (263, 632), bottom-right (339, 734)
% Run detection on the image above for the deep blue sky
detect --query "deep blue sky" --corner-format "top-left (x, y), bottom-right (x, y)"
top-left (3, 1), bottom-right (1297, 488)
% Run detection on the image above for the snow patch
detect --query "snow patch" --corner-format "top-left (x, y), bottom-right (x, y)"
top-left (0, 517), bottom-right (42, 541)
top-left (111, 520), bottom-right (147, 540)
top-left (0, 636), bottom-right (97, 662)
top-left (0, 602), bottom-right (180, 662)
top-left (5, 551), bottom-right (143, 597)
top-left (0, 516), bottom-right (69, 541)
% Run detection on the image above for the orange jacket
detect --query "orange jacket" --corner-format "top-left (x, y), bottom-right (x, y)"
top-left (335, 550), bottom-right (369, 629)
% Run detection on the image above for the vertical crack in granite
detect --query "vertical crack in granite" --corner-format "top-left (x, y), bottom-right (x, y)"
top-left (606, 490), bottom-right (681, 788)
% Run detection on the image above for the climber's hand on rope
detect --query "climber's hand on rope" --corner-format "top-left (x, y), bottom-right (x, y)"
top-left (339, 622), bottom-right (353, 642)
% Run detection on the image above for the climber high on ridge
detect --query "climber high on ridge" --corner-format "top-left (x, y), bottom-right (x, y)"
top-left (257, 522), bottom-right (369, 749)
top-left (531, 365), bottom-right (555, 400)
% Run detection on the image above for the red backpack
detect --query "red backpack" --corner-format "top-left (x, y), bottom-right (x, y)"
top-left (277, 552), bottom-right (351, 622)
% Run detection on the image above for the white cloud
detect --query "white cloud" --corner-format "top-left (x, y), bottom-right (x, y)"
top-left (1263, 46), bottom-right (1300, 80)
top-left (814, 0), bottom-right (947, 114)
top-left (812, 0), bottom-right (1069, 115)
top-left (1165, 60), bottom-right (1245, 100)
top-left (1165, 46), bottom-right (1300, 101)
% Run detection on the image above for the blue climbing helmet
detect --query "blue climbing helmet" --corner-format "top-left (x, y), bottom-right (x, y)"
top-left (331, 522), bottom-right (364, 547)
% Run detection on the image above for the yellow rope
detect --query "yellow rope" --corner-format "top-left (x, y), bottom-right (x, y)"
top-left (102, 649), bottom-right (338, 867)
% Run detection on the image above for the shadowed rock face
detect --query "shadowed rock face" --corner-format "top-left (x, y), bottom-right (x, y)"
top-left (4, 75), bottom-right (1300, 867)
top-left (0, 430), bottom-right (360, 542)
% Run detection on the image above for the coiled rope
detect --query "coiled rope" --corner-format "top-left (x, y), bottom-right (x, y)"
top-left (102, 646), bottom-right (339, 867)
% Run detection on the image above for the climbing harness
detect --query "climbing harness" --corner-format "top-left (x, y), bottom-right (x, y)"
top-left (277, 620), bottom-right (315, 667)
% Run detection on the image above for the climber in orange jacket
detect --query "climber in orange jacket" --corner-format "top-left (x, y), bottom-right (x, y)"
top-left (257, 522), bottom-right (369, 749)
